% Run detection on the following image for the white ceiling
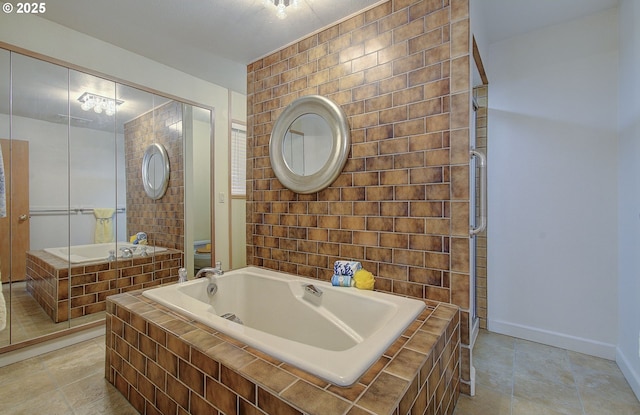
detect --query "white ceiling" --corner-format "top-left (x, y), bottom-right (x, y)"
top-left (479, 0), bottom-right (618, 44)
top-left (2, 0), bottom-right (619, 132)
top-left (37, 0), bottom-right (619, 91)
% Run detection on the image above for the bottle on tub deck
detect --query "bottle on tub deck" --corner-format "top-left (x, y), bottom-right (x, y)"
top-left (178, 268), bottom-right (188, 283)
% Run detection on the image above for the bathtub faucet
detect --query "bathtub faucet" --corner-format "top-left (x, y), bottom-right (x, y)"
top-left (304, 284), bottom-right (323, 297)
top-left (120, 247), bottom-right (133, 258)
top-left (195, 261), bottom-right (224, 279)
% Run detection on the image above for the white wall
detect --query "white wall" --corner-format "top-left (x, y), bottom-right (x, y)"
top-left (487, 8), bottom-right (619, 358)
top-left (617, 0), bottom-right (640, 399)
top-left (0, 13), bottom-right (246, 271)
top-left (1, 114), bottom-right (127, 249)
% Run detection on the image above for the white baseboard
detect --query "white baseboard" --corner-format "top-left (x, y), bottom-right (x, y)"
top-left (616, 348), bottom-right (640, 401)
top-left (488, 318), bottom-right (617, 360)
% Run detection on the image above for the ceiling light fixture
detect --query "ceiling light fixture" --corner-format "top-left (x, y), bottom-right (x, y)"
top-left (77, 92), bottom-right (123, 116)
top-left (262, 0), bottom-right (299, 19)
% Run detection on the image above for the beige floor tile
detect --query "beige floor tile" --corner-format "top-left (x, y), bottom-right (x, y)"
top-left (0, 354), bottom-right (46, 386)
top-left (0, 372), bottom-right (61, 413)
top-left (512, 396), bottom-right (574, 415)
top-left (474, 347), bottom-right (514, 396)
top-left (513, 374), bottom-right (582, 415)
top-left (453, 384), bottom-right (511, 415)
top-left (581, 393), bottom-right (640, 415)
top-left (514, 340), bottom-right (574, 386)
top-left (61, 372), bottom-right (124, 408)
top-left (577, 370), bottom-right (640, 409)
top-left (9, 389), bottom-right (74, 415)
top-left (73, 393), bottom-right (142, 415)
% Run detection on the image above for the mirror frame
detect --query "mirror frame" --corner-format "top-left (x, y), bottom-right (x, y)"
top-left (269, 95), bottom-right (350, 194)
top-left (142, 143), bottom-right (170, 200)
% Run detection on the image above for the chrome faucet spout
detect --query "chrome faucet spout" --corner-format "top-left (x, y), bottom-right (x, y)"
top-left (195, 267), bottom-right (217, 279)
top-left (304, 284), bottom-right (323, 297)
top-left (195, 262), bottom-right (224, 279)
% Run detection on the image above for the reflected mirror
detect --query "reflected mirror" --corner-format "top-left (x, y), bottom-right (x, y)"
top-left (142, 143), bottom-right (170, 200)
top-left (270, 95), bottom-right (350, 194)
top-left (283, 113), bottom-right (332, 176)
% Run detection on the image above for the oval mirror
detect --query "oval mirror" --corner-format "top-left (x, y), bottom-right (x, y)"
top-left (270, 95), bottom-right (350, 194)
top-left (142, 143), bottom-right (170, 200)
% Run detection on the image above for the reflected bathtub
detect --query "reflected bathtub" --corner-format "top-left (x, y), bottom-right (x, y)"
top-left (44, 242), bottom-right (167, 264)
top-left (143, 266), bottom-right (426, 386)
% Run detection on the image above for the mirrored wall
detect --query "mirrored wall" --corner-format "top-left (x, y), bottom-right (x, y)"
top-left (0, 48), bottom-right (212, 348)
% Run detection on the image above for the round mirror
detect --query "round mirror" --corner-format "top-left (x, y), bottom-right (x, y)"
top-left (142, 143), bottom-right (170, 200)
top-left (270, 95), bottom-right (350, 194)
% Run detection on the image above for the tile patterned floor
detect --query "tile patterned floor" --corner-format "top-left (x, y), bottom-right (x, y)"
top-left (0, 336), bottom-right (137, 415)
top-left (454, 330), bottom-right (640, 415)
top-left (1, 328), bottom-right (639, 414)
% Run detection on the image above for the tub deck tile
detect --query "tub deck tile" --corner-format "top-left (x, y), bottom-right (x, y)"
top-left (356, 371), bottom-right (409, 414)
top-left (282, 379), bottom-right (352, 415)
top-left (242, 359), bottom-right (297, 394)
top-left (106, 287), bottom-right (460, 415)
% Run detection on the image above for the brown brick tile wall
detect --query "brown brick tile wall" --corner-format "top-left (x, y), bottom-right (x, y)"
top-left (247, 0), bottom-right (471, 381)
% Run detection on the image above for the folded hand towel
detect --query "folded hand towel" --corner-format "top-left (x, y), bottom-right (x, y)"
top-left (331, 274), bottom-right (353, 287)
top-left (94, 208), bottom-right (115, 243)
top-left (333, 260), bottom-right (362, 277)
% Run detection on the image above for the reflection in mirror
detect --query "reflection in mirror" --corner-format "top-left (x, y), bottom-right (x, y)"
top-left (9, 53), bottom-right (71, 340)
top-left (0, 48), bottom-right (214, 347)
top-left (142, 143), bottom-right (170, 200)
top-left (0, 49), bottom-right (9, 347)
top-left (283, 113), bottom-right (333, 176)
top-left (190, 106), bottom-right (213, 274)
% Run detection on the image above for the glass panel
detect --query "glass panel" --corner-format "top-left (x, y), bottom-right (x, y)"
top-left (192, 106), bottom-right (212, 274)
top-left (0, 49), bottom-right (10, 347)
top-left (0, 49), bottom-right (209, 348)
top-left (69, 70), bottom-right (117, 327)
top-left (116, 84), bottom-right (158, 284)
top-left (11, 53), bottom-right (71, 341)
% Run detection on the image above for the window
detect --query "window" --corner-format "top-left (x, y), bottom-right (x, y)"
top-left (230, 123), bottom-right (247, 196)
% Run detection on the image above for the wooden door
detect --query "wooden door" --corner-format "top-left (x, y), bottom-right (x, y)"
top-left (0, 139), bottom-right (29, 283)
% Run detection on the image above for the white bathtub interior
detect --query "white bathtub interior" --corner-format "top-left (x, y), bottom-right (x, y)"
top-left (44, 242), bottom-right (167, 263)
top-left (143, 266), bottom-right (426, 386)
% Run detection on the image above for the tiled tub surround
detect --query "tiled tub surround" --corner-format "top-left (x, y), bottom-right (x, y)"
top-left (106, 288), bottom-right (460, 415)
top-left (247, 0), bottom-right (475, 394)
top-left (26, 249), bottom-right (183, 323)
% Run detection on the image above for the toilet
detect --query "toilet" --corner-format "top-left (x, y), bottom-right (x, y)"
top-left (193, 240), bottom-right (212, 272)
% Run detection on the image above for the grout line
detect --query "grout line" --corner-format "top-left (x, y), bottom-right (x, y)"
top-left (568, 352), bottom-right (588, 415)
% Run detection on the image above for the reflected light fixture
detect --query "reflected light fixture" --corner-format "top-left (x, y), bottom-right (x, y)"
top-left (77, 92), bottom-right (124, 116)
top-left (262, 0), bottom-right (299, 19)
